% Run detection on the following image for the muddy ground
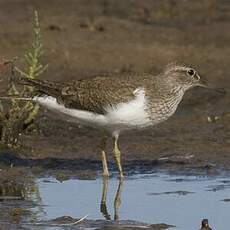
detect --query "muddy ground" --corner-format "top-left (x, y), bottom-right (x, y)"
top-left (0, 0), bottom-right (229, 228)
top-left (0, 0), bottom-right (229, 172)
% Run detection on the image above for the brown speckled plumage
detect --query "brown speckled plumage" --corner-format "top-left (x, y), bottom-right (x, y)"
top-left (19, 73), bottom-right (146, 114)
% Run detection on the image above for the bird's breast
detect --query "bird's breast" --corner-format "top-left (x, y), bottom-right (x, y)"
top-left (105, 88), bottom-right (152, 129)
top-left (146, 90), bottom-right (184, 124)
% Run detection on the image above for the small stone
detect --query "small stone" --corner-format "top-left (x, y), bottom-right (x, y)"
top-left (200, 219), bottom-right (212, 230)
top-left (221, 198), bottom-right (230, 202)
top-left (207, 115), bottom-right (220, 123)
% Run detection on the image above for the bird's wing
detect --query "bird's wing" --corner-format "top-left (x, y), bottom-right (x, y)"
top-left (59, 74), bottom-right (140, 114)
top-left (15, 73), bottom-right (146, 114)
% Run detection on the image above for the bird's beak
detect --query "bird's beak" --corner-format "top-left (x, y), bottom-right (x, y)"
top-left (197, 77), bottom-right (209, 88)
top-left (197, 78), bottom-right (226, 95)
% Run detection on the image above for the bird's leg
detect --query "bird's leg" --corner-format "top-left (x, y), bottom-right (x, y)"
top-left (113, 135), bottom-right (124, 178)
top-left (100, 136), bottom-right (109, 177)
top-left (100, 177), bottom-right (111, 220)
top-left (114, 178), bottom-right (124, 220)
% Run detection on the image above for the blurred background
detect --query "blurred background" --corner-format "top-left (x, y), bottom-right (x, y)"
top-left (0, 0), bottom-right (229, 82)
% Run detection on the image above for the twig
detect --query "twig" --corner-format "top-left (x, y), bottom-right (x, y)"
top-left (58, 214), bottom-right (89, 226)
top-left (0, 96), bottom-right (32, 101)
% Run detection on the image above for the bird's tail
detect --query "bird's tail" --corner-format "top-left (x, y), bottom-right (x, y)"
top-left (16, 76), bottom-right (62, 97)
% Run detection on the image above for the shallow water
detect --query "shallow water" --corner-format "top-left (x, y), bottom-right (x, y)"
top-left (1, 172), bottom-right (230, 229)
top-left (28, 173), bottom-right (230, 230)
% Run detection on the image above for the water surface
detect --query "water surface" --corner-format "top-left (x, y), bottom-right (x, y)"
top-left (34, 173), bottom-right (230, 230)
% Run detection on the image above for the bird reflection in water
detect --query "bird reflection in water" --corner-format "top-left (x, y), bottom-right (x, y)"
top-left (100, 178), bottom-right (124, 220)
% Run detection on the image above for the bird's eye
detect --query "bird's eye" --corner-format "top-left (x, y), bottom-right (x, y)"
top-left (187, 69), bottom-right (195, 76)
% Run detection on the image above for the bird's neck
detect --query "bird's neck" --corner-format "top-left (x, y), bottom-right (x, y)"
top-left (145, 84), bottom-right (184, 124)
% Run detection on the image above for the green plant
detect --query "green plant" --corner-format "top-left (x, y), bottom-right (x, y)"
top-left (0, 10), bottom-right (47, 148)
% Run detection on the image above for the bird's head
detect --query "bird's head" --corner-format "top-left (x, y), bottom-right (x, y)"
top-left (163, 64), bottom-right (207, 92)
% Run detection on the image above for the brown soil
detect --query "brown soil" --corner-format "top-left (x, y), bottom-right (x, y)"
top-left (0, 0), bottom-right (229, 177)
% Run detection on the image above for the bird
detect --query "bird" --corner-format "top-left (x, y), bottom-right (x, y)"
top-left (8, 63), bottom-right (208, 178)
top-left (200, 219), bottom-right (213, 230)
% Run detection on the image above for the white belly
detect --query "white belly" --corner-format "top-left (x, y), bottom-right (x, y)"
top-left (33, 88), bottom-right (151, 134)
